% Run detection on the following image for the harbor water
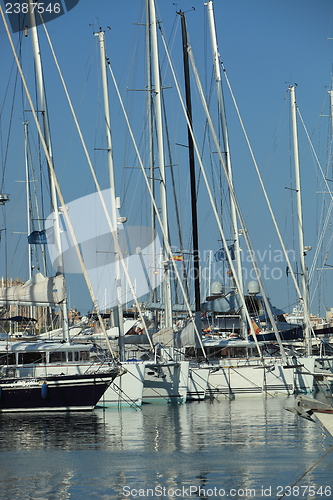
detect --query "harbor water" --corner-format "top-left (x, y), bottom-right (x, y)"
top-left (0, 395), bottom-right (332, 500)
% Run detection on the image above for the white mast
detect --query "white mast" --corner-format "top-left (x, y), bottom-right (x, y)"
top-left (289, 85), bottom-right (312, 356)
top-left (95, 29), bottom-right (125, 361)
top-left (146, 0), bottom-right (158, 308)
top-left (24, 122), bottom-right (32, 282)
top-left (24, 121), bottom-right (34, 325)
top-left (28, 3), bottom-right (69, 341)
top-left (206, 0), bottom-right (247, 337)
top-left (149, 0), bottom-right (173, 329)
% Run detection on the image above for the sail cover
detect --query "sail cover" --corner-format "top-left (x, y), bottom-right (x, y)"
top-left (174, 322), bottom-right (201, 348)
top-left (0, 273), bottom-right (66, 306)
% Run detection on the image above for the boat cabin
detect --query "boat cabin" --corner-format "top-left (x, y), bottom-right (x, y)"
top-left (0, 341), bottom-right (100, 378)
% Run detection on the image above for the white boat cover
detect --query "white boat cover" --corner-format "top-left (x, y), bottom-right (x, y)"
top-left (174, 322), bottom-right (201, 348)
top-left (0, 273), bottom-right (66, 306)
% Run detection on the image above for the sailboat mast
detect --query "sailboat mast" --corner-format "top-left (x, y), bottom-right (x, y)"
top-left (206, 2), bottom-right (242, 281)
top-left (149, 0), bottom-right (173, 329)
top-left (206, 0), bottom-right (243, 293)
top-left (205, 1), bottom-right (246, 333)
top-left (289, 85), bottom-right (312, 356)
top-left (24, 122), bottom-right (32, 281)
top-left (95, 29), bottom-right (125, 361)
top-left (146, 0), bottom-right (158, 307)
top-left (178, 11), bottom-right (201, 329)
top-left (24, 121), bottom-right (34, 323)
top-left (28, 4), bottom-right (69, 341)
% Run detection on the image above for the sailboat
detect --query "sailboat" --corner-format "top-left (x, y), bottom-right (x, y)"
top-left (0, 3), bottom-right (125, 411)
top-left (135, 0), bottom-right (192, 404)
top-left (92, 0), bottom-right (190, 404)
top-left (38, 4), bottom-right (189, 405)
top-left (189, 34), bottom-right (333, 398)
top-left (0, 274), bottom-right (122, 411)
top-left (169, 2), bottom-right (298, 398)
top-left (87, 28), bottom-right (145, 409)
top-left (280, 86), bottom-right (333, 392)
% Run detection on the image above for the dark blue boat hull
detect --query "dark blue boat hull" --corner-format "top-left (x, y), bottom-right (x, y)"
top-left (0, 371), bottom-right (119, 412)
top-left (248, 325), bottom-right (303, 342)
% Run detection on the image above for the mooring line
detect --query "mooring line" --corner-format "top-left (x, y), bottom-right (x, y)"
top-left (276, 445), bottom-right (333, 500)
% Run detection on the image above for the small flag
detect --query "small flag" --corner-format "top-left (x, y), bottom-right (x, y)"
top-left (28, 230), bottom-right (47, 245)
top-left (214, 244), bottom-right (235, 262)
top-left (171, 255), bottom-right (183, 261)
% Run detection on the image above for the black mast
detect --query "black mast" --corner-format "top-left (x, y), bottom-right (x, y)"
top-left (178, 11), bottom-right (201, 319)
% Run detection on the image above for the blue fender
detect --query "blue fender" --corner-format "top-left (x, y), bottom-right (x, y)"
top-left (41, 382), bottom-right (48, 399)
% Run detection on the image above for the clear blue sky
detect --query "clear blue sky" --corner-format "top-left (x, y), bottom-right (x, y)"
top-left (1, 0), bottom-right (333, 317)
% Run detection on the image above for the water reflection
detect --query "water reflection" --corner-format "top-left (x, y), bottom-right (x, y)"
top-left (0, 412), bottom-right (105, 451)
top-left (0, 396), bottom-right (332, 500)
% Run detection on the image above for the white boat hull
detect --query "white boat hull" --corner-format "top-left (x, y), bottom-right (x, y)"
top-left (96, 361), bottom-right (145, 408)
top-left (187, 366), bottom-right (210, 400)
top-left (313, 409), bottom-right (333, 436)
top-left (205, 359), bottom-right (295, 397)
top-left (142, 360), bottom-right (189, 404)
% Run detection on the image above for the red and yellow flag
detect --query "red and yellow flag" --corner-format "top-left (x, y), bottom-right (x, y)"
top-left (171, 255), bottom-right (183, 261)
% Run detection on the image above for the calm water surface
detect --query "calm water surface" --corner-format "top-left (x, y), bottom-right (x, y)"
top-left (0, 396), bottom-right (332, 500)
